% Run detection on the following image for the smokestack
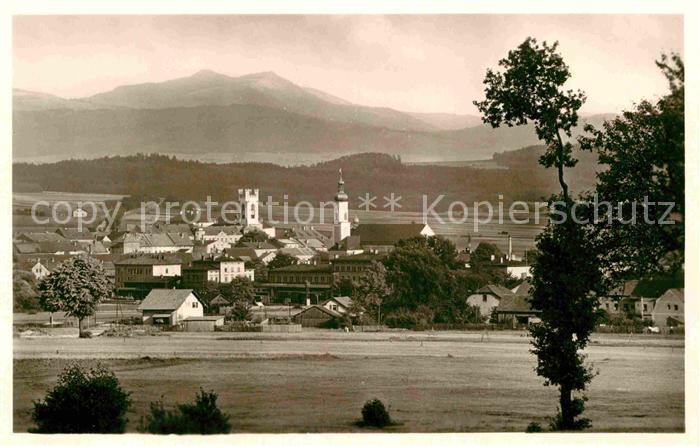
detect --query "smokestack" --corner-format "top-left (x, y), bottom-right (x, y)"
top-left (508, 235), bottom-right (513, 261)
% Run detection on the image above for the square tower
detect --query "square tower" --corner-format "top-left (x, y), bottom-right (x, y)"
top-left (238, 188), bottom-right (261, 228)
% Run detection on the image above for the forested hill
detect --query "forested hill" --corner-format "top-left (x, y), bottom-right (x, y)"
top-left (13, 150), bottom-right (598, 211)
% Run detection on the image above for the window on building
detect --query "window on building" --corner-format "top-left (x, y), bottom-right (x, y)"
top-left (643, 304), bottom-right (648, 311)
top-left (483, 294), bottom-right (488, 302)
top-left (614, 303), bottom-right (618, 310)
top-left (674, 305), bottom-right (679, 311)
top-left (667, 304), bottom-right (671, 310)
top-left (192, 302), bottom-right (198, 308)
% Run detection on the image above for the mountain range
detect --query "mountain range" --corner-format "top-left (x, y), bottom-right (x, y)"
top-left (13, 70), bottom-right (614, 162)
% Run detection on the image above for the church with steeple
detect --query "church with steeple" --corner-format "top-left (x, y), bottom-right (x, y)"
top-left (332, 169), bottom-right (351, 245)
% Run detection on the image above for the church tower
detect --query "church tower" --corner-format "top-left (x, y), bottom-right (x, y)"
top-left (333, 169), bottom-right (351, 245)
top-left (238, 188), bottom-right (261, 230)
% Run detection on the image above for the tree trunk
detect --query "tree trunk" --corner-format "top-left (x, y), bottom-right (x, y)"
top-left (78, 317), bottom-right (86, 338)
top-left (559, 385), bottom-right (574, 430)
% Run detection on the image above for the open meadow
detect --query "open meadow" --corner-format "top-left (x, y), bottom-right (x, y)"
top-left (14, 330), bottom-right (684, 433)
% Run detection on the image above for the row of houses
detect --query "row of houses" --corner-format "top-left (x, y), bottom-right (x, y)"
top-left (467, 279), bottom-right (684, 329)
top-left (138, 288), bottom-right (354, 330)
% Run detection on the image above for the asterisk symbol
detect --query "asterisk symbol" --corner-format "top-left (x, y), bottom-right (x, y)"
top-left (358, 193), bottom-right (377, 211)
top-left (383, 193), bottom-right (402, 212)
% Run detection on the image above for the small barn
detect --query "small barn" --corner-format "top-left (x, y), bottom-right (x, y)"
top-left (182, 316), bottom-right (225, 332)
top-left (208, 294), bottom-right (230, 314)
top-left (492, 294), bottom-right (541, 327)
top-left (139, 289), bottom-right (203, 325)
top-left (291, 305), bottom-right (343, 328)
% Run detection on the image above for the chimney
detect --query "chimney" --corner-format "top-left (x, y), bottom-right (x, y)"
top-left (508, 235), bottom-right (513, 261)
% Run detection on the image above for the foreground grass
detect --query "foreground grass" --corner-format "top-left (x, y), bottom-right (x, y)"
top-left (14, 340), bottom-right (683, 433)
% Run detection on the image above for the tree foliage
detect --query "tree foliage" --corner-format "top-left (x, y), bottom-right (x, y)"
top-left (223, 277), bottom-right (254, 321)
top-left (235, 230), bottom-right (269, 245)
top-left (267, 253), bottom-right (298, 270)
top-left (578, 53), bottom-right (684, 279)
top-left (475, 37), bottom-right (599, 430)
top-left (37, 256), bottom-right (112, 337)
top-left (351, 261), bottom-right (391, 324)
top-left (383, 244), bottom-right (453, 312)
top-left (360, 399), bottom-right (392, 428)
top-left (13, 269), bottom-right (41, 312)
top-left (142, 389), bottom-right (231, 434)
top-left (32, 364), bottom-right (131, 433)
top-left (381, 239), bottom-right (495, 326)
top-left (474, 37), bottom-right (585, 199)
top-left (396, 235), bottom-right (460, 269)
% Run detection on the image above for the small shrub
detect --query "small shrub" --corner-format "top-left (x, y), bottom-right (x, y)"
top-left (526, 422), bottom-right (543, 432)
top-left (142, 389), bottom-right (231, 434)
top-left (31, 364), bottom-right (131, 433)
top-left (361, 399), bottom-right (392, 428)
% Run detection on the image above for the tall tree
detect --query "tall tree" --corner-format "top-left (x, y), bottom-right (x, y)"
top-left (352, 261), bottom-right (391, 325)
top-left (222, 276), bottom-right (255, 303)
top-left (474, 37), bottom-right (603, 430)
top-left (37, 256), bottom-right (112, 337)
top-left (383, 243), bottom-right (452, 313)
top-left (221, 277), bottom-right (255, 321)
top-left (396, 235), bottom-right (460, 269)
top-left (578, 53), bottom-right (684, 279)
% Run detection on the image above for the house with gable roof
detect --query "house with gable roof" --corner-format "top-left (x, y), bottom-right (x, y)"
top-left (139, 289), bottom-right (203, 325)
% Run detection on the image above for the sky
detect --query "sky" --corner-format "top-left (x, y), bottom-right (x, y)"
top-left (13, 14), bottom-right (683, 115)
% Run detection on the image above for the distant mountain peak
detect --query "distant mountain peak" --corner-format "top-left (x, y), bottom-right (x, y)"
top-left (13, 88), bottom-right (59, 99)
top-left (244, 70), bottom-right (282, 79)
top-left (190, 69), bottom-right (229, 80)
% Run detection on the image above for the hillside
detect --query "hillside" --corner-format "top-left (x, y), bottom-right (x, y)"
top-left (12, 70), bottom-right (617, 161)
top-left (86, 70), bottom-right (437, 132)
top-left (12, 104), bottom-right (493, 159)
top-left (13, 89), bottom-right (107, 111)
top-left (13, 151), bottom-right (599, 211)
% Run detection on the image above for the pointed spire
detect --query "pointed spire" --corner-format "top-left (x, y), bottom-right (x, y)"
top-left (335, 167), bottom-right (348, 201)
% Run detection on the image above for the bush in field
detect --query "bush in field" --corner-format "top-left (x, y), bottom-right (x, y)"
top-left (361, 399), bottom-right (392, 428)
top-left (526, 422), bottom-right (543, 432)
top-left (142, 389), bottom-right (231, 434)
top-left (31, 364), bottom-right (131, 433)
top-left (384, 305), bottom-right (435, 329)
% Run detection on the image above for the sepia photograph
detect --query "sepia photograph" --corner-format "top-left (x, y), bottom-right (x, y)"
top-left (2, 2), bottom-right (698, 445)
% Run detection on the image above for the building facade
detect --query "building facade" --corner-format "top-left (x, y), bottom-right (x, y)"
top-left (263, 263), bottom-right (334, 304)
top-left (113, 255), bottom-right (183, 299)
top-left (181, 257), bottom-right (254, 288)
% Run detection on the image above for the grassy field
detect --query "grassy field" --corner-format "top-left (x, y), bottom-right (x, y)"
top-left (13, 331), bottom-right (684, 433)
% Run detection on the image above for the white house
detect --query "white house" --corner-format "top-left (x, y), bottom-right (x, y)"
top-left (139, 289), bottom-right (203, 325)
top-left (506, 265), bottom-right (532, 279)
top-left (323, 296), bottom-right (353, 314)
top-left (30, 260), bottom-right (51, 280)
top-left (465, 285), bottom-right (517, 320)
top-left (652, 288), bottom-right (684, 327)
top-left (202, 239), bottom-right (232, 254)
top-left (197, 225), bottom-right (243, 245)
top-left (279, 247), bottom-right (316, 264)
